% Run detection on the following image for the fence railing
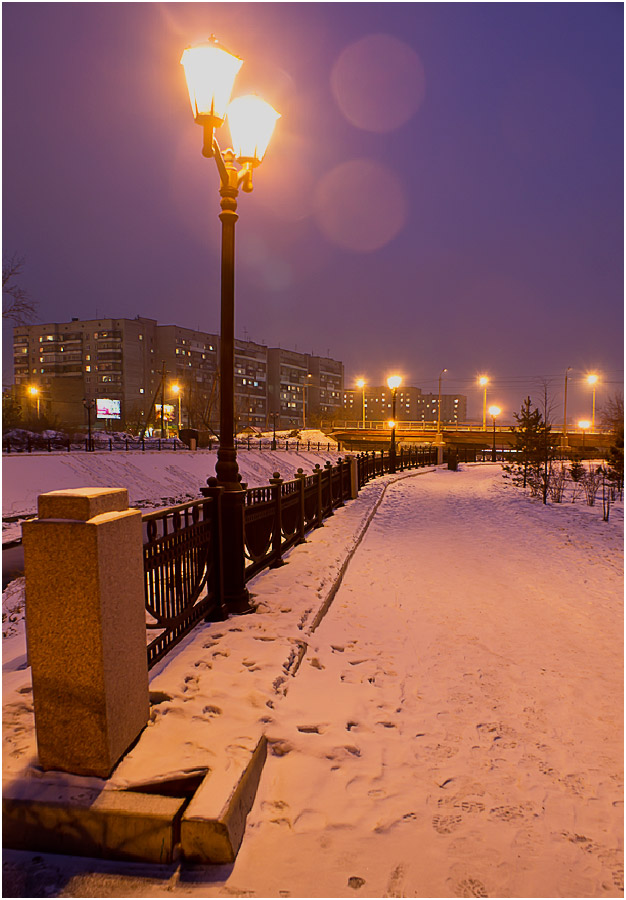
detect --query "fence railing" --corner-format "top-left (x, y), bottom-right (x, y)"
top-left (141, 448), bottom-right (438, 667)
top-left (3, 436), bottom-right (337, 454)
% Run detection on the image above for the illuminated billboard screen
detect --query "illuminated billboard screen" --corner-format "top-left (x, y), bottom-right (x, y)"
top-left (155, 403), bottom-right (175, 422)
top-left (96, 398), bottom-right (121, 419)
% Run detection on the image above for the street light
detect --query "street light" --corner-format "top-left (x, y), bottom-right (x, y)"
top-left (587, 374), bottom-right (598, 431)
top-left (171, 383), bottom-right (182, 430)
top-left (182, 36), bottom-right (280, 612)
top-left (387, 375), bottom-right (402, 472)
top-left (578, 419), bottom-right (590, 450)
top-left (181, 37), bottom-right (280, 490)
top-left (83, 399), bottom-right (95, 452)
top-left (478, 375), bottom-right (489, 430)
top-left (434, 367), bottom-right (447, 444)
top-left (356, 378), bottom-right (366, 428)
top-left (28, 385), bottom-right (40, 419)
top-left (488, 405), bottom-right (501, 462)
top-left (302, 373), bottom-right (312, 430)
top-left (561, 366), bottom-right (572, 451)
top-left (270, 411), bottom-right (279, 451)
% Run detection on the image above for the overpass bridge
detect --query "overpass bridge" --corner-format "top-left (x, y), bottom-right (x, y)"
top-left (324, 421), bottom-right (613, 454)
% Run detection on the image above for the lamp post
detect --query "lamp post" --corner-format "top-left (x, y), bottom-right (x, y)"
top-left (578, 419), bottom-right (590, 451)
top-left (171, 383), bottom-right (182, 430)
top-left (478, 375), bottom-right (489, 430)
top-left (302, 373), bottom-right (312, 430)
top-left (28, 385), bottom-right (40, 419)
top-left (83, 399), bottom-right (95, 452)
top-left (356, 378), bottom-right (366, 428)
top-left (182, 36), bottom-right (280, 612)
top-left (434, 368), bottom-right (447, 455)
top-left (488, 405), bottom-right (501, 462)
top-left (270, 411), bottom-right (279, 451)
top-left (561, 366), bottom-right (572, 451)
top-left (587, 374), bottom-right (598, 431)
top-left (387, 375), bottom-right (401, 473)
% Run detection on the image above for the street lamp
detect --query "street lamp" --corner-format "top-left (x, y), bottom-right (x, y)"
top-left (302, 373), bottom-right (312, 430)
top-left (561, 366), bottom-right (572, 451)
top-left (171, 383), bottom-right (182, 430)
top-left (434, 368), bottom-right (447, 444)
top-left (28, 385), bottom-right (40, 419)
top-left (587, 374), bottom-right (598, 431)
top-left (578, 419), bottom-right (590, 451)
top-left (182, 36), bottom-right (280, 612)
top-left (83, 399), bottom-right (95, 452)
top-left (181, 37), bottom-right (280, 490)
top-left (478, 375), bottom-right (489, 430)
top-left (387, 375), bottom-right (402, 472)
top-left (356, 378), bottom-right (366, 428)
top-left (488, 405), bottom-right (501, 462)
top-left (270, 411), bottom-right (279, 451)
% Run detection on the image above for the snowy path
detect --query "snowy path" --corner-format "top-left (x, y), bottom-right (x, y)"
top-left (232, 466), bottom-right (623, 898)
top-left (2, 465), bottom-right (623, 898)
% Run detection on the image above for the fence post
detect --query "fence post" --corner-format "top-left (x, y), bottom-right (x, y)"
top-left (202, 479), bottom-right (228, 620)
top-left (67, 439), bottom-right (71, 452)
top-left (269, 472), bottom-right (285, 567)
top-left (109, 439), bottom-right (113, 452)
top-left (142, 437), bottom-right (145, 451)
top-left (47, 439), bottom-right (51, 452)
top-left (324, 460), bottom-right (335, 515)
top-left (313, 464), bottom-right (324, 528)
top-left (295, 468), bottom-right (307, 544)
top-left (126, 439), bottom-right (129, 451)
top-left (21, 487), bottom-right (149, 777)
top-left (336, 457), bottom-right (345, 507)
top-left (345, 454), bottom-right (359, 499)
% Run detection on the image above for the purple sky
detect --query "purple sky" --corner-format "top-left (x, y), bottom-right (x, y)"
top-left (3, 2), bottom-right (623, 422)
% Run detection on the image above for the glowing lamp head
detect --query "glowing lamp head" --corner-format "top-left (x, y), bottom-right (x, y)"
top-left (28, 386), bottom-right (39, 396)
top-left (227, 94), bottom-right (280, 166)
top-left (388, 419), bottom-right (396, 429)
top-left (488, 405), bottom-right (501, 418)
top-left (478, 375), bottom-right (489, 386)
top-left (578, 419), bottom-right (591, 430)
top-left (356, 378), bottom-right (365, 389)
top-left (587, 374), bottom-right (598, 385)
top-left (180, 38), bottom-right (243, 128)
top-left (171, 383), bottom-right (180, 394)
top-left (387, 375), bottom-right (402, 390)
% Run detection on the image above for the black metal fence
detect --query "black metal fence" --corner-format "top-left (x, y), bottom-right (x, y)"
top-left (141, 448), bottom-right (437, 666)
top-left (3, 435), bottom-right (337, 454)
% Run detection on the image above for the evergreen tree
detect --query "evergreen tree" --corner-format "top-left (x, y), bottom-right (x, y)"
top-left (503, 396), bottom-right (556, 503)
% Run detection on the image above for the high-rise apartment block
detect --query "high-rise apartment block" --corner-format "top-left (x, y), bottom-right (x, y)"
top-left (12, 316), bottom-right (344, 433)
top-left (343, 385), bottom-right (467, 424)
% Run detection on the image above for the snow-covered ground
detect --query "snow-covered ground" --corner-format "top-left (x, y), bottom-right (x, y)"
top-left (1, 429), bottom-right (339, 542)
top-left (2, 464), bottom-right (623, 898)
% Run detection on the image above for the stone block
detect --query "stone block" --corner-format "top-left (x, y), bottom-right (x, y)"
top-left (22, 488), bottom-right (149, 778)
top-left (3, 778), bottom-right (184, 863)
top-left (181, 735), bottom-right (267, 864)
top-left (37, 487), bottom-right (130, 522)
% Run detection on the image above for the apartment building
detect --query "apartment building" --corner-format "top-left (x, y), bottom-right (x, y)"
top-left (342, 385), bottom-right (467, 424)
top-left (12, 316), bottom-right (344, 433)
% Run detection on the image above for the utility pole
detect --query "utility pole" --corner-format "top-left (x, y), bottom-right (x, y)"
top-left (160, 361), bottom-right (166, 438)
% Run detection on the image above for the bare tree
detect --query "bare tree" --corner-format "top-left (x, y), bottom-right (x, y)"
top-left (3, 253), bottom-right (37, 324)
top-left (599, 392), bottom-right (624, 433)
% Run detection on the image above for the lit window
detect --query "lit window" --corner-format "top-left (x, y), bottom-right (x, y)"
top-left (139, 334), bottom-right (143, 341)
top-left (85, 365), bottom-right (91, 372)
top-left (140, 388), bottom-right (144, 394)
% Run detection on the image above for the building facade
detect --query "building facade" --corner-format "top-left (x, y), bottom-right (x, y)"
top-left (342, 385), bottom-right (467, 425)
top-left (12, 316), bottom-right (344, 433)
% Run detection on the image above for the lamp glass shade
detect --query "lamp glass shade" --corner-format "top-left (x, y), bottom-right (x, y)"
top-left (478, 376), bottom-right (488, 386)
top-left (180, 42), bottom-right (243, 125)
top-left (227, 94), bottom-right (280, 165)
top-left (488, 405), bottom-right (501, 417)
top-left (387, 375), bottom-right (402, 390)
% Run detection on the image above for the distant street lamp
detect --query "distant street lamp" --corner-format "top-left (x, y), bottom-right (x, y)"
top-left (302, 373), bottom-right (312, 429)
top-left (270, 411), bottom-right (279, 451)
top-left (182, 36), bottom-right (280, 612)
top-left (83, 399), bottom-right (95, 452)
top-left (561, 367), bottom-right (572, 451)
top-left (28, 385), bottom-right (40, 419)
top-left (387, 375), bottom-right (402, 473)
top-left (488, 405), bottom-right (501, 462)
top-left (587, 374), bottom-right (598, 431)
top-left (478, 375), bottom-right (489, 430)
top-left (356, 378), bottom-right (366, 428)
top-left (171, 383), bottom-right (182, 430)
top-left (578, 419), bottom-right (590, 450)
top-left (434, 367), bottom-right (447, 445)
